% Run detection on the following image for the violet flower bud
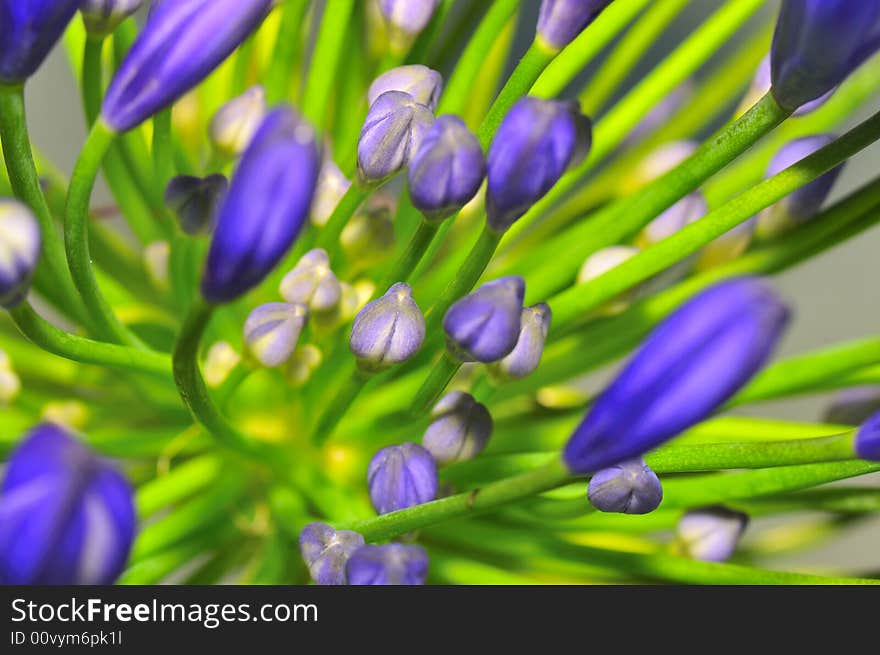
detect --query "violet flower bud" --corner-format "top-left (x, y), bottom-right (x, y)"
top-left (209, 85), bottom-right (267, 158)
top-left (740, 55), bottom-right (833, 118)
top-left (81, 0), bottom-right (143, 38)
top-left (164, 174), bottom-right (228, 236)
top-left (357, 90), bottom-right (434, 185)
top-left (0, 424), bottom-right (136, 584)
top-left (243, 302), bottom-right (308, 368)
top-left (675, 507), bottom-right (749, 563)
top-left (409, 115), bottom-right (486, 222)
top-left (0, 1), bottom-right (81, 84)
top-left (443, 276), bottom-right (526, 363)
top-left (378, 0), bottom-right (440, 47)
top-left (771, 0), bottom-right (880, 112)
top-left (854, 410), bottom-right (880, 461)
top-left (756, 135), bottom-right (844, 239)
top-left (587, 458), bottom-right (663, 514)
top-left (537, 0), bottom-right (614, 52)
top-left (298, 522), bottom-right (364, 585)
top-left (491, 303), bottom-right (552, 381)
top-left (310, 160), bottom-right (351, 227)
top-left (368, 443), bottom-right (438, 515)
top-left (486, 97), bottom-right (591, 233)
top-left (101, 0), bottom-right (272, 132)
top-left (202, 108), bottom-right (320, 303)
top-left (368, 64), bottom-right (443, 112)
top-left (279, 249), bottom-right (342, 313)
top-left (563, 278), bottom-right (790, 473)
top-left (350, 283), bottom-right (425, 372)
top-left (346, 543), bottom-right (429, 586)
top-left (0, 200), bottom-right (41, 309)
top-left (636, 192), bottom-right (706, 247)
top-left (823, 386), bottom-right (880, 426)
top-left (422, 391), bottom-right (493, 464)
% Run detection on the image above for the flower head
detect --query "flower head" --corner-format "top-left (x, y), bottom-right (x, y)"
top-left (491, 302), bottom-right (552, 380)
top-left (409, 115), bottom-right (486, 222)
top-left (0, 424), bottom-right (135, 584)
top-left (164, 174), bottom-right (228, 236)
top-left (854, 409), bottom-right (880, 461)
top-left (368, 64), bottom-right (443, 112)
top-left (587, 458), bottom-right (663, 514)
top-left (368, 443), bottom-right (437, 515)
top-left (81, 0), bottom-right (143, 37)
top-left (299, 522), bottom-right (364, 585)
top-left (350, 283), bottom-right (425, 372)
top-left (279, 249), bottom-right (342, 313)
top-left (102, 0), bottom-right (272, 132)
top-left (486, 97), bottom-right (591, 232)
top-left (209, 85), bottom-right (267, 158)
top-left (443, 276), bottom-right (525, 363)
top-left (243, 302), bottom-right (308, 368)
top-left (675, 507), bottom-right (748, 562)
top-left (564, 278), bottom-right (790, 473)
top-left (823, 386), bottom-right (880, 426)
top-left (202, 108), bottom-right (320, 303)
top-left (0, 200), bottom-right (41, 309)
top-left (422, 391), bottom-right (493, 464)
top-left (346, 543), bottom-right (429, 585)
top-left (0, 1), bottom-right (81, 84)
top-left (537, 0), bottom-right (614, 51)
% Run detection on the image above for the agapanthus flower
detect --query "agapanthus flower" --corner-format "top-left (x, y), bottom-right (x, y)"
top-left (209, 85), bottom-right (267, 158)
top-left (422, 391), bottom-right (493, 464)
top-left (368, 64), bottom-right (443, 112)
top-left (444, 276), bottom-right (525, 363)
top-left (0, 1), bottom-right (81, 84)
top-left (491, 303), bottom-right (552, 381)
top-left (346, 543), bottom-right (429, 586)
top-left (675, 507), bottom-right (749, 563)
top-left (164, 174), bottom-right (228, 236)
top-left (0, 200), bottom-right (41, 309)
top-left (368, 443), bottom-right (438, 515)
top-left (81, 0), bottom-right (144, 37)
top-left (349, 283), bottom-right (425, 372)
top-left (280, 249), bottom-right (342, 313)
top-left (243, 302), bottom-right (308, 368)
top-left (537, 0), bottom-right (615, 51)
top-left (587, 458), bottom-right (663, 514)
top-left (299, 522), bottom-right (364, 585)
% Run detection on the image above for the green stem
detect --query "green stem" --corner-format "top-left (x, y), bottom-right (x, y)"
top-left (264, 0), bottom-right (309, 103)
top-left (152, 109), bottom-right (175, 201)
top-left (81, 36), bottom-right (104, 125)
top-left (379, 219), bottom-right (439, 289)
top-left (311, 368), bottom-right (371, 446)
top-left (409, 352), bottom-right (463, 418)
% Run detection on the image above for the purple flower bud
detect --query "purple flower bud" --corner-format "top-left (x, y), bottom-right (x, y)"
top-left (368, 443), bottom-right (438, 515)
top-left (422, 391), bottom-right (493, 464)
top-left (298, 522), bottom-right (365, 585)
top-left (368, 64), bottom-right (443, 112)
top-left (537, 0), bottom-right (614, 51)
top-left (443, 276), bottom-right (525, 363)
top-left (279, 249), bottom-right (342, 313)
top-left (564, 278), bottom-right (790, 473)
top-left (409, 115), bottom-right (486, 222)
top-left (102, 0), bottom-right (272, 132)
top-left (346, 543), bottom-right (429, 585)
top-left (492, 303), bottom-right (552, 380)
top-left (0, 1), bottom-right (81, 84)
top-left (357, 90), bottom-right (434, 185)
top-left (578, 246), bottom-right (640, 315)
top-left (486, 97), bottom-right (591, 232)
top-left (310, 160), bottom-right (351, 227)
top-left (350, 283), bottom-right (425, 372)
top-left (209, 85), bottom-right (267, 157)
top-left (756, 135), bottom-right (844, 238)
top-left (0, 424), bottom-right (135, 584)
top-left (854, 410), bottom-right (880, 461)
top-left (0, 200), bottom-right (41, 309)
top-left (164, 174), bottom-right (228, 236)
top-left (771, 0), bottom-right (880, 112)
top-left (625, 141), bottom-right (697, 192)
top-left (81, 0), bottom-right (144, 37)
top-left (243, 302), bottom-right (308, 368)
top-left (742, 55), bottom-right (833, 117)
top-left (676, 507), bottom-right (748, 562)
top-left (823, 386), bottom-right (880, 426)
top-left (378, 0), bottom-right (440, 39)
top-left (587, 458), bottom-right (663, 514)
top-left (637, 192), bottom-right (706, 247)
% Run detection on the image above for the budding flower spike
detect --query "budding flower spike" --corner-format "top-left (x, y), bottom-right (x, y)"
top-left (81, 0), bottom-right (144, 38)
top-left (350, 283), bottom-right (425, 372)
top-left (368, 65), bottom-right (444, 113)
top-left (444, 276), bottom-right (526, 363)
top-left (299, 523), bottom-right (365, 586)
top-left (368, 443), bottom-right (438, 515)
top-left (280, 248), bottom-right (342, 314)
top-left (0, 424), bottom-right (135, 584)
top-left (422, 391), bottom-right (493, 464)
top-left (0, 1), bottom-right (81, 84)
top-left (537, 0), bottom-right (615, 51)
top-left (491, 303), bottom-right (552, 381)
top-left (346, 543), bottom-right (429, 586)
top-left (244, 302), bottom-right (308, 368)
top-left (564, 278), bottom-right (790, 474)
top-left (209, 85), bottom-right (268, 158)
top-left (674, 507), bottom-right (749, 563)
top-left (587, 459), bottom-right (663, 515)
top-left (854, 410), bottom-right (880, 462)
top-left (0, 200), bottom-right (41, 309)
top-left (164, 174), bottom-right (228, 236)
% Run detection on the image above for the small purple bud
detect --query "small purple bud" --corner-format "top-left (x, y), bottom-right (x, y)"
top-left (243, 302), bottom-right (308, 368)
top-left (310, 160), bottom-right (351, 227)
top-left (757, 135), bottom-right (844, 238)
top-left (0, 1), bottom-right (81, 84)
top-left (81, 0), bottom-right (144, 37)
top-left (443, 276), bottom-right (526, 363)
top-left (346, 543), bottom-right (429, 585)
top-left (854, 410), bottom-right (880, 461)
top-left (298, 522), bottom-right (365, 585)
top-left (0, 200), bottom-right (41, 309)
top-left (357, 90), bottom-right (435, 185)
top-left (537, 0), bottom-right (614, 51)
top-left (564, 278), bottom-right (790, 473)
top-left (368, 64), bottom-right (443, 112)
top-left (587, 458), bottom-right (663, 514)
top-left (0, 424), bottom-right (136, 584)
top-left (492, 303), bottom-right (552, 380)
top-left (408, 115), bottom-right (486, 222)
top-left (422, 391), bottom-right (493, 464)
top-left (279, 249), bottom-right (342, 313)
top-left (578, 246), bottom-right (640, 315)
top-left (486, 97), bottom-right (592, 232)
top-left (378, 0), bottom-right (440, 41)
top-left (771, 0), bottom-right (880, 112)
top-left (823, 386), bottom-right (880, 426)
top-left (209, 85), bottom-right (267, 157)
top-left (637, 192), bottom-right (706, 247)
top-left (164, 174), bottom-right (228, 236)
top-left (676, 507), bottom-right (748, 563)
top-left (350, 283), bottom-right (425, 372)
top-left (202, 108), bottom-right (320, 303)
top-left (741, 56), bottom-right (833, 117)
top-left (102, 0), bottom-right (272, 132)
top-left (368, 443), bottom-right (438, 515)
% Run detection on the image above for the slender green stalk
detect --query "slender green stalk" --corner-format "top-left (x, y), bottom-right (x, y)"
top-left (311, 369), bottom-right (371, 446)
top-left (301, 0), bottom-right (356, 129)
top-left (410, 352), bottom-right (462, 418)
top-left (379, 219), bottom-right (439, 289)
top-left (264, 0), bottom-right (309, 103)
top-left (152, 109), bottom-right (175, 201)
top-left (81, 36), bottom-right (104, 125)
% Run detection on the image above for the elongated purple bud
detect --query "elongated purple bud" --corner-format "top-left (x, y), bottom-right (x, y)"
top-left (564, 278), bottom-right (790, 473)
top-left (368, 443), bottom-right (437, 515)
top-left (740, 55), bottom-right (833, 118)
top-left (587, 458), bottom-right (662, 514)
top-left (243, 302), bottom-right (308, 368)
top-left (0, 200), bottom-right (41, 309)
top-left (299, 523), bottom-right (365, 585)
top-left (443, 276), bottom-right (525, 363)
top-left (422, 391), bottom-right (493, 463)
top-left (368, 65), bottom-right (443, 112)
top-left (491, 303), bottom-right (552, 381)
top-left (675, 507), bottom-right (748, 562)
top-left (378, 0), bottom-right (440, 46)
top-left (164, 174), bottom-right (228, 236)
top-left (350, 283), bottom-right (425, 372)
top-left (0, 1), bottom-right (81, 84)
top-left (855, 410), bottom-right (880, 461)
top-left (81, 0), bottom-right (144, 37)
top-left (537, 0), bottom-right (614, 51)
top-left (346, 543), bottom-right (429, 586)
